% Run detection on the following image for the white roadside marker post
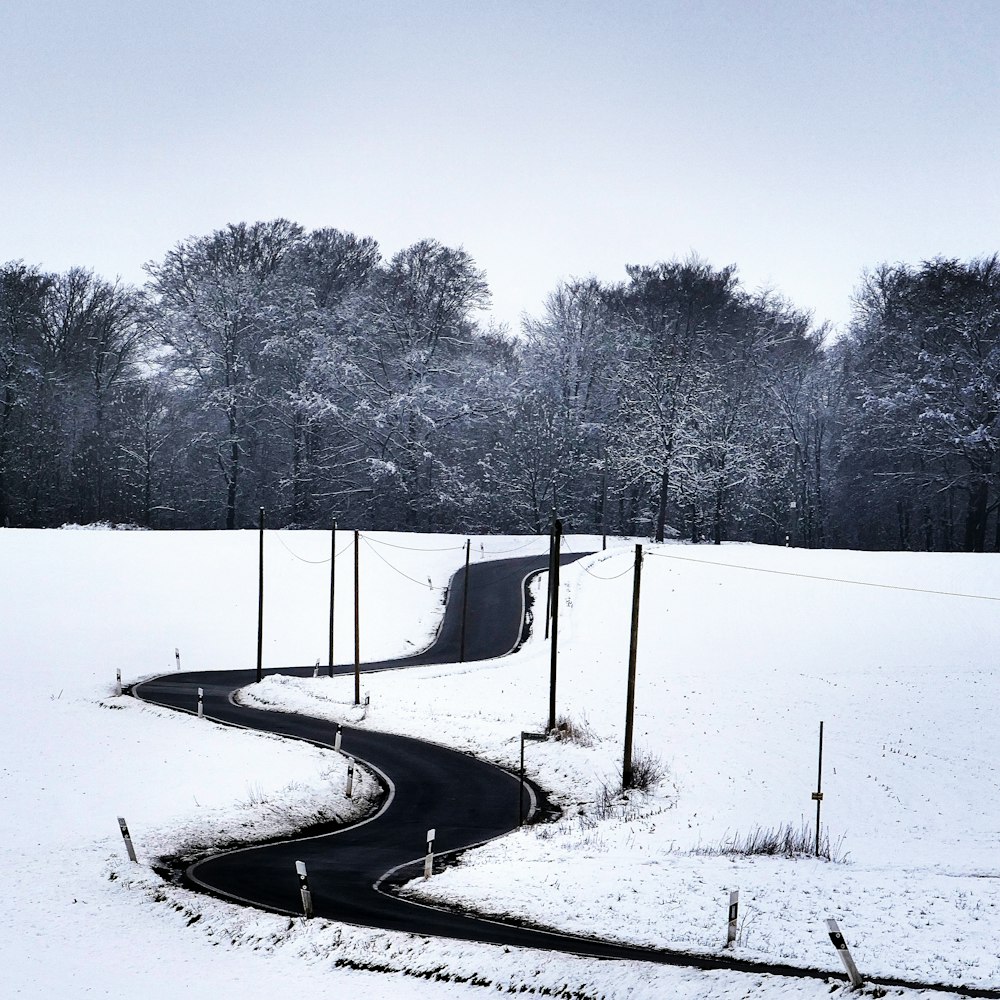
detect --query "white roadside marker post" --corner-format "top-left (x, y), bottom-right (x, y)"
top-left (345, 757), bottom-right (354, 797)
top-left (116, 669), bottom-right (122, 697)
top-left (175, 647), bottom-right (180, 671)
top-left (295, 860), bottom-right (313, 918)
top-left (726, 889), bottom-right (739, 947)
top-left (424, 828), bottom-right (436, 879)
top-left (197, 687), bottom-right (204, 719)
top-left (117, 816), bottom-right (137, 862)
top-left (826, 918), bottom-right (864, 989)
top-left (334, 725), bottom-right (342, 752)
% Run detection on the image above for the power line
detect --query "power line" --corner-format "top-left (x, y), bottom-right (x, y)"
top-left (271, 531), bottom-right (332, 565)
top-left (575, 557), bottom-right (638, 581)
top-left (478, 538), bottom-right (544, 555)
top-left (645, 550), bottom-right (1000, 602)
top-left (360, 534), bottom-right (446, 591)
top-left (271, 531), bottom-right (353, 564)
top-left (361, 533), bottom-right (466, 553)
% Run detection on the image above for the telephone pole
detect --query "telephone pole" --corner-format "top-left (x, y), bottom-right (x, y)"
top-left (623, 544), bottom-right (643, 789)
top-left (256, 507), bottom-right (265, 683)
top-left (328, 521), bottom-right (337, 676)
top-left (547, 517), bottom-right (563, 732)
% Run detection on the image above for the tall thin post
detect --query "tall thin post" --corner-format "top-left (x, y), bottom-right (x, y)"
top-left (814, 720), bottom-right (825, 856)
top-left (547, 518), bottom-right (562, 732)
top-left (354, 529), bottom-right (360, 706)
top-left (459, 538), bottom-right (471, 662)
top-left (544, 516), bottom-right (555, 639)
top-left (256, 507), bottom-right (265, 683)
top-left (623, 544), bottom-right (643, 789)
top-left (328, 521), bottom-right (337, 677)
top-left (601, 464), bottom-right (608, 552)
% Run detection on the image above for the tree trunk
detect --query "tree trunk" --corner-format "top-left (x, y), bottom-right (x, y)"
top-left (813, 425), bottom-right (825, 547)
top-left (143, 444), bottom-right (152, 528)
top-left (291, 409), bottom-right (303, 525)
top-left (94, 393), bottom-right (105, 522)
top-left (963, 479), bottom-right (989, 553)
top-left (0, 385), bottom-right (14, 526)
top-left (655, 464), bottom-right (669, 543)
top-left (226, 411), bottom-right (239, 530)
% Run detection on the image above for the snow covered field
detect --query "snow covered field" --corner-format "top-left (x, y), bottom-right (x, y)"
top-left (2, 527), bottom-right (998, 998)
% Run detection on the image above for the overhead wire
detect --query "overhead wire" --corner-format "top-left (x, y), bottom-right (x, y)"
top-left (574, 557), bottom-right (637, 581)
top-left (271, 531), bottom-right (332, 565)
top-left (555, 533), bottom-right (636, 579)
top-left (360, 534), bottom-right (447, 591)
top-left (478, 537), bottom-right (544, 555)
top-left (645, 549), bottom-right (1000, 602)
top-left (360, 533), bottom-right (466, 553)
top-left (270, 531), bottom-right (354, 564)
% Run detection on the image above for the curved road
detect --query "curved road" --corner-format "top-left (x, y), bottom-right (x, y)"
top-left (132, 550), bottom-right (994, 995)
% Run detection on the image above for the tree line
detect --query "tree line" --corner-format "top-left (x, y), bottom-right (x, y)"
top-left (3, 219), bottom-right (999, 550)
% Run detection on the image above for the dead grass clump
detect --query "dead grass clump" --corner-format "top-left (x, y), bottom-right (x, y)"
top-left (695, 821), bottom-right (846, 862)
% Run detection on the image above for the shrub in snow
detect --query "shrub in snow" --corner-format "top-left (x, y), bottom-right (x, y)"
top-left (695, 821), bottom-right (846, 862)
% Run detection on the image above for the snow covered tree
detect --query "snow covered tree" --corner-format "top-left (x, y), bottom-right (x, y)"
top-left (606, 258), bottom-right (740, 541)
top-left (145, 219), bottom-right (305, 528)
top-left (842, 257), bottom-right (1000, 551)
top-left (0, 262), bottom-right (51, 524)
top-left (311, 239), bottom-right (494, 528)
top-left (40, 269), bottom-right (145, 521)
top-left (483, 280), bottom-right (615, 532)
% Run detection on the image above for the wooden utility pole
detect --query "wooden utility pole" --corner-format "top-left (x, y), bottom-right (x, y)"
top-left (544, 515), bottom-right (555, 639)
top-left (459, 538), bottom-right (471, 662)
top-left (354, 529), bottom-right (360, 705)
top-left (328, 521), bottom-right (337, 677)
top-left (813, 720), bottom-right (825, 856)
top-left (547, 517), bottom-right (562, 732)
top-left (622, 543), bottom-right (643, 789)
top-left (256, 507), bottom-right (265, 683)
top-left (601, 464), bottom-right (608, 552)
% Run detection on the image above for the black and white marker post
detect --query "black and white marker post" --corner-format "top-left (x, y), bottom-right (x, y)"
top-left (345, 757), bottom-right (355, 797)
top-left (424, 828), bottom-right (436, 879)
top-left (117, 816), bottom-right (137, 863)
top-left (295, 860), bottom-right (313, 918)
top-left (115, 669), bottom-right (122, 696)
top-left (726, 889), bottom-right (739, 947)
top-left (826, 918), bottom-right (863, 989)
top-left (334, 725), bottom-right (342, 752)
top-left (197, 687), bottom-right (204, 718)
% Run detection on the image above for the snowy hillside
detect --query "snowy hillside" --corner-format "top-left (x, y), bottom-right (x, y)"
top-left (2, 527), bottom-right (997, 998)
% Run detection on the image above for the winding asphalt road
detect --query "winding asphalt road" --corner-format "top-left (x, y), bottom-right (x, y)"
top-left (132, 549), bottom-right (997, 995)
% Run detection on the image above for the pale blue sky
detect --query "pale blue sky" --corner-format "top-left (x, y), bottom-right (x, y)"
top-left (2, 0), bottom-right (998, 332)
